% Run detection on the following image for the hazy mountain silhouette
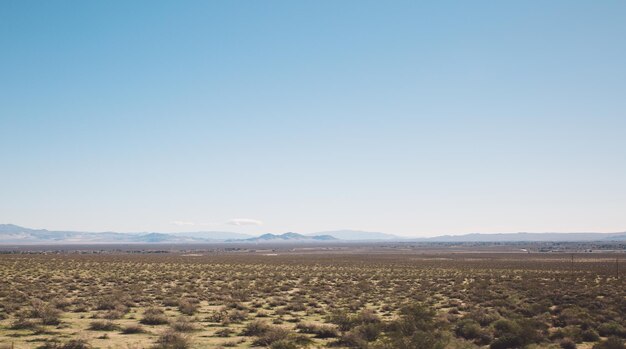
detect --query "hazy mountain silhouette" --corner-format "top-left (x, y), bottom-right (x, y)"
top-left (309, 230), bottom-right (402, 241)
top-left (425, 232), bottom-right (626, 242)
top-left (1, 224), bottom-right (625, 244)
top-left (236, 232), bottom-right (338, 242)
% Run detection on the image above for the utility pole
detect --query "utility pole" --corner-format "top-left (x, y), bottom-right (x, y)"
top-left (617, 256), bottom-right (620, 279)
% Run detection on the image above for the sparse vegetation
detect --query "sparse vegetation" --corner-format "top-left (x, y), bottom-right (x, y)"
top-left (121, 323), bottom-right (147, 334)
top-left (141, 307), bottom-right (169, 325)
top-left (88, 320), bottom-right (118, 331)
top-left (152, 329), bottom-right (192, 349)
top-left (0, 249), bottom-right (623, 348)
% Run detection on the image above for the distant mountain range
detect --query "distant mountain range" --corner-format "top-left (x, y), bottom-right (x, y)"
top-left (0, 224), bottom-right (253, 244)
top-left (425, 232), bottom-right (626, 242)
top-left (236, 232), bottom-right (338, 242)
top-left (170, 231), bottom-right (254, 240)
top-left (308, 230), bottom-right (399, 241)
top-left (0, 224), bottom-right (625, 245)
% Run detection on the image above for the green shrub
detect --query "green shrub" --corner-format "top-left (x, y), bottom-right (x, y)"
top-left (491, 318), bottom-right (546, 348)
top-left (376, 303), bottom-right (447, 349)
top-left (493, 320), bottom-right (518, 338)
top-left (353, 323), bottom-right (382, 342)
top-left (456, 319), bottom-right (483, 340)
top-left (582, 329), bottom-right (600, 342)
top-left (468, 310), bottom-right (500, 326)
top-left (598, 323), bottom-right (626, 338)
top-left (241, 320), bottom-right (271, 336)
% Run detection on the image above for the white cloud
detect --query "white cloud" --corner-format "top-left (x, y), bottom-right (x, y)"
top-left (170, 221), bottom-right (196, 226)
top-left (227, 218), bottom-right (264, 226)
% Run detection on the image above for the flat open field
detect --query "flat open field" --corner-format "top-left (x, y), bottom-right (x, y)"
top-left (0, 248), bottom-right (624, 349)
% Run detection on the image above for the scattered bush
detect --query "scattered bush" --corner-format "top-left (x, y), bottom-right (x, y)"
top-left (141, 308), bottom-right (169, 325)
top-left (1, 248), bottom-right (624, 349)
top-left (37, 339), bottom-right (91, 349)
top-left (121, 324), bottom-right (147, 334)
top-left (599, 323), bottom-right (626, 338)
top-left (227, 309), bottom-right (248, 323)
top-left (269, 340), bottom-right (298, 349)
top-left (582, 329), bottom-right (601, 342)
top-left (215, 328), bottom-right (234, 337)
top-left (353, 323), bottom-right (382, 342)
top-left (10, 317), bottom-right (39, 330)
top-left (170, 317), bottom-right (196, 332)
top-left (30, 300), bottom-right (62, 325)
top-left (178, 299), bottom-right (198, 316)
top-left (560, 338), bottom-right (577, 349)
top-left (252, 327), bottom-right (291, 347)
top-left (593, 337), bottom-right (626, 349)
top-left (88, 320), bottom-right (118, 331)
top-left (490, 318), bottom-right (546, 349)
top-left (241, 320), bottom-right (272, 336)
top-left (456, 319), bottom-right (483, 340)
top-left (376, 303), bottom-right (447, 349)
top-left (296, 322), bottom-right (339, 338)
top-left (152, 329), bottom-right (192, 349)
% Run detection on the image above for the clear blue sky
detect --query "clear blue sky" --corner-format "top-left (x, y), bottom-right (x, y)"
top-left (1, 1), bottom-right (625, 236)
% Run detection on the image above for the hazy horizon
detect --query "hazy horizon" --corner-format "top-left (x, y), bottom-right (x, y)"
top-left (3, 222), bottom-right (626, 240)
top-left (2, 1), bottom-right (625, 237)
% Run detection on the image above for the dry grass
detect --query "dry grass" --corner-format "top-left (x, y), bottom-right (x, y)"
top-left (0, 251), bottom-right (623, 348)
